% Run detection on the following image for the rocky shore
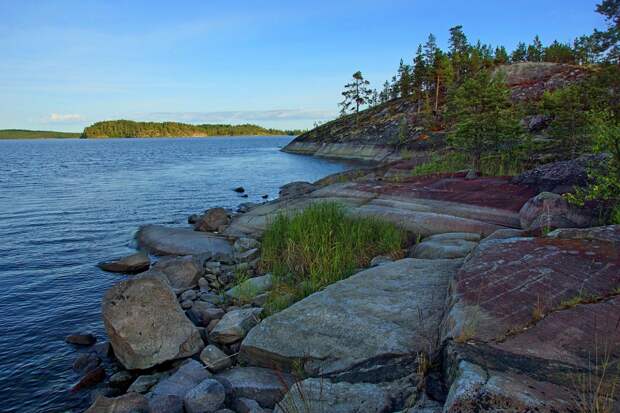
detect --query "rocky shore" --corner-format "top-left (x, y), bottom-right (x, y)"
top-left (71, 155), bottom-right (619, 413)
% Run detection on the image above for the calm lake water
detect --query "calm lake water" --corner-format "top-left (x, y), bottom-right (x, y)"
top-left (0, 136), bottom-right (351, 412)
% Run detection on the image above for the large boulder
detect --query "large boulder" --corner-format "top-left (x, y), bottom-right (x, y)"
top-left (240, 259), bottom-right (461, 377)
top-left (519, 192), bottom-right (592, 231)
top-left (441, 226), bottom-right (620, 411)
top-left (194, 207), bottom-right (230, 232)
top-left (85, 393), bottom-right (149, 413)
top-left (215, 367), bottom-right (295, 408)
top-left (274, 379), bottom-right (391, 413)
top-left (102, 274), bottom-right (204, 370)
top-left (98, 251), bottom-right (150, 274)
top-left (513, 153), bottom-right (609, 193)
top-left (152, 255), bottom-right (204, 291)
top-left (136, 224), bottom-right (233, 259)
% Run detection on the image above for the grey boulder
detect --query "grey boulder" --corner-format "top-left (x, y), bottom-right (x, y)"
top-left (152, 255), bottom-right (204, 290)
top-left (240, 259), bottom-right (461, 376)
top-left (184, 378), bottom-right (226, 413)
top-left (519, 191), bottom-right (592, 231)
top-left (225, 274), bottom-right (272, 300)
top-left (102, 273), bottom-right (203, 370)
top-left (150, 359), bottom-right (212, 399)
top-left (215, 367), bottom-right (295, 408)
top-left (136, 224), bottom-right (233, 259)
top-left (209, 308), bottom-right (262, 344)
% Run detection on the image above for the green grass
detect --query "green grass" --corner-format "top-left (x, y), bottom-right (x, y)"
top-left (260, 202), bottom-right (405, 314)
top-left (410, 151), bottom-right (529, 177)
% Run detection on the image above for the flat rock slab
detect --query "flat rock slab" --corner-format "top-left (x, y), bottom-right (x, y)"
top-left (240, 258), bottom-right (462, 377)
top-left (225, 178), bottom-right (525, 239)
top-left (444, 226), bottom-right (620, 342)
top-left (274, 378), bottom-right (391, 413)
top-left (137, 224), bottom-right (233, 257)
top-left (441, 225), bottom-right (620, 412)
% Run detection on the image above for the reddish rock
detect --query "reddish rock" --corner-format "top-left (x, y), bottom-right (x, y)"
top-left (71, 366), bottom-right (106, 392)
top-left (442, 225), bottom-right (620, 412)
top-left (194, 207), bottom-right (230, 232)
top-left (85, 392), bottom-right (149, 413)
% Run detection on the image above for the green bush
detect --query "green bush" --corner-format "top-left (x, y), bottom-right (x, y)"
top-left (260, 202), bottom-right (405, 314)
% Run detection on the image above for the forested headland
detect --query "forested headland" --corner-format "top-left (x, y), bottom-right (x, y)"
top-left (81, 120), bottom-right (303, 138)
top-left (0, 129), bottom-right (81, 139)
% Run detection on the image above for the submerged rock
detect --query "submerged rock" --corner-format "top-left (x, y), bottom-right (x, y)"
top-left (65, 333), bottom-right (97, 346)
top-left (102, 273), bottom-right (203, 370)
top-left (98, 251), bottom-right (150, 274)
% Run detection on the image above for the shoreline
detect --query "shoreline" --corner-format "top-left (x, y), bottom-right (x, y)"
top-left (77, 154), bottom-right (620, 412)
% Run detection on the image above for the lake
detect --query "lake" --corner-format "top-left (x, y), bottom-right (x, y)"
top-left (0, 136), bottom-right (352, 412)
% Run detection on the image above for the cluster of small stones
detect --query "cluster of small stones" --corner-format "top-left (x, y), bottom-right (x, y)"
top-left (71, 202), bottom-right (288, 413)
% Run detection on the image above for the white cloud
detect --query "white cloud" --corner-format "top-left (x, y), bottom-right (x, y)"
top-left (141, 109), bottom-right (335, 124)
top-left (48, 113), bottom-right (84, 122)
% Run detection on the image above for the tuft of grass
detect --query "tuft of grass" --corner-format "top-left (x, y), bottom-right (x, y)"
top-left (410, 151), bottom-right (529, 177)
top-left (260, 202), bottom-right (405, 314)
top-left (573, 337), bottom-right (619, 413)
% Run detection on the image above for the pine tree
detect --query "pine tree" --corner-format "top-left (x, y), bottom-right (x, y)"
top-left (379, 81), bottom-right (391, 103)
top-left (412, 45), bottom-right (428, 112)
top-left (511, 42), bottom-right (528, 62)
top-left (494, 46), bottom-right (509, 64)
top-left (592, 0), bottom-right (620, 63)
top-left (339, 71), bottom-right (373, 116)
top-left (526, 35), bottom-right (544, 62)
top-left (449, 25), bottom-right (470, 82)
top-left (543, 41), bottom-right (577, 63)
top-left (447, 71), bottom-right (523, 170)
top-left (397, 59), bottom-right (413, 98)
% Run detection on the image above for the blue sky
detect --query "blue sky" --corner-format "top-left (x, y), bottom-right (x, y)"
top-left (0, 0), bottom-right (606, 131)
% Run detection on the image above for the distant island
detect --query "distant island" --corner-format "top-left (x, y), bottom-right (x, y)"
top-left (0, 129), bottom-right (81, 139)
top-left (81, 120), bottom-right (304, 138)
top-left (0, 121), bottom-right (305, 140)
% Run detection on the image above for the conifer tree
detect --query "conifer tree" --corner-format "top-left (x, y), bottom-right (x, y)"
top-left (339, 71), bottom-right (373, 116)
top-left (412, 45), bottom-right (428, 112)
top-left (494, 46), bottom-right (509, 64)
top-left (449, 25), bottom-right (470, 82)
top-left (447, 71), bottom-right (522, 170)
top-left (526, 35), bottom-right (544, 62)
top-left (511, 42), bottom-right (528, 62)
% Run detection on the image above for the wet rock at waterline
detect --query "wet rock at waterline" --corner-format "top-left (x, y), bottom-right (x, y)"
top-left (85, 392), bottom-right (149, 413)
top-left (65, 333), bottom-right (97, 346)
top-left (194, 207), bottom-right (231, 232)
top-left (102, 273), bottom-right (204, 370)
top-left (97, 251), bottom-right (150, 274)
top-left (136, 224), bottom-right (233, 258)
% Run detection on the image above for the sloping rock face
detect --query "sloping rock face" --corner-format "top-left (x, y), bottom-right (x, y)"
top-left (225, 173), bottom-right (535, 239)
top-left (102, 274), bottom-right (204, 370)
top-left (497, 62), bottom-right (590, 101)
top-left (282, 98), bottom-right (444, 161)
top-left (240, 259), bottom-right (461, 378)
top-left (442, 225), bottom-right (620, 412)
top-left (136, 224), bottom-right (233, 258)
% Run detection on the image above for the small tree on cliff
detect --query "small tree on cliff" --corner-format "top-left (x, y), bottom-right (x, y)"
top-left (447, 70), bottom-right (522, 171)
top-left (339, 71), bottom-right (373, 116)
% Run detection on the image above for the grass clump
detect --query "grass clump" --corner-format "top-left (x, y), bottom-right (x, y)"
top-left (410, 151), bottom-right (530, 177)
top-left (260, 202), bottom-right (405, 314)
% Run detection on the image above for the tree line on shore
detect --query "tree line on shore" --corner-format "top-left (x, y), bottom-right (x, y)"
top-left (81, 120), bottom-right (304, 138)
top-left (338, 0), bottom-right (620, 222)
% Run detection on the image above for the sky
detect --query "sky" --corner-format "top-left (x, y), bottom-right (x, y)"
top-left (0, 0), bottom-right (607, 132)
